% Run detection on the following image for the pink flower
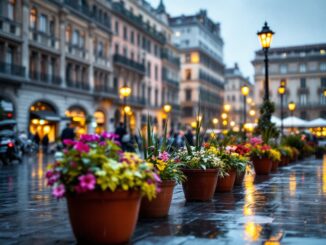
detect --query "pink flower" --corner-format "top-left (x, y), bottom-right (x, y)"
top-left (63, 139), bottom-right (76, 146)
top-left (226, 145), bottom-right (237, 153)
top-left (101, 132), bottom-right (119, 140)
top-left (80, 134), bottom-right (100, 143)
top-left (250, 137), bottom-right (263, 146)
top-left (153, 173), bottom-right (162, 183)
top-left (46, 170), bottom-right (60, 186)
top-left (74, 142), bottom-right (90, 153)
top-left (52, 184), bottom-right (65, 198)
top-left (158, 151), bottom-right (170, 162)
top-left (261, 145), bottom-right (271, 151)
top-left (99, 141), bottom-right (107, 147)
top-left (78, 173), bottom-right (96, 191)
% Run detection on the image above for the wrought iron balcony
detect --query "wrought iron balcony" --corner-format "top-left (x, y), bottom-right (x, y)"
top-left (112, 2), bottom-right (166, 44)
top-left (64, 0), bottom-right (92, 18)
top-left (29, 29), bottom-right (59, 50)
top-left (113, 54), bottom-right (145, 75)
top-left (29, 70), bottom-right (62, 85)
top-left (161, 51), bottom-right (180, 67)
top-left (66, 43), bottom-right (89, 60)
top-left (66, 79), bottom-right (90, 91)
top-left (127, 96), bottom-right (146, 107)
top-left (0, 16), bottom-right (21, 38)
top-left (0, 62), bottom-right (25, 77)
top-left (94, 55), bottom-right (111, 68)
top-left (94, 84), bottom-right (118, 95)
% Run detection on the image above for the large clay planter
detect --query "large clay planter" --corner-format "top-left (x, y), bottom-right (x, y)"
top-left (271, 161), bottom-right (279, 172)
top-left (235, 171), bottom-right (245, 186)
top-left (140, 180), bottom-right (176, 218)
top-left (181, 169), bottom-right (218, 201)
top-left (251, 157), bottom-right (272, 175)
top-left (67, 190), bottom-right (141, 244)
top-left (216, 169), bottom-right (236, 192)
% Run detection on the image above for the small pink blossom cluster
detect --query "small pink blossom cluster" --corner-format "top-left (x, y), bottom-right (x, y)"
top-left (250, 137), bottom-right (263, 146)
top-left (74, 173), bottom-right (96, 193)
top-left (158, 151), bottom-right (170, 162)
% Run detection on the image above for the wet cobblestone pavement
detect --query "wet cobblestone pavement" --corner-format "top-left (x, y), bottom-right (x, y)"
top-left (1, 154), bottom-right (326, 244)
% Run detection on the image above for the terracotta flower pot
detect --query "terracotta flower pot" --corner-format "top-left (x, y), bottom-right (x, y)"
top-left (234, 171), bottom-right (245, 186)
top-left (181, 169), bottom-right (218, 201)
top-left (271, 161), bottom-right (279, 172)
top-left (251, 157), bottom-right (272, 175)
top-left (216, 169), bottom-right (236, 192)
top-left (67, 190), bottom-right (141, 244)
top-left (139, 180), bottom-right (176, 218)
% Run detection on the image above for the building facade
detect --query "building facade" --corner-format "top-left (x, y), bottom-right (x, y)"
top-left (170, 10), bottom-right (224, 127)
top-left (225, 63), bottom-right (254, 128)
top-left (252, 43), bottom-right (326, 120)
top-left (0, 0), bottom-right (180, 142)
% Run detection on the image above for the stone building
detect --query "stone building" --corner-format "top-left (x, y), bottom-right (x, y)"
top-left (224, 63), bottom-right (254, 127)
top-left (169, 10), bottom-right (224, 127)
top-left (252, 43), bottom-right (326, 120)
top-left (0, 0), bottom-right (180, 142)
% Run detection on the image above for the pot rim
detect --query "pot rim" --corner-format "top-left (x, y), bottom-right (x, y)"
top-left (66, 189), bottom-right (141, 200)
top-left (181, 168), bottom-right (219, 173)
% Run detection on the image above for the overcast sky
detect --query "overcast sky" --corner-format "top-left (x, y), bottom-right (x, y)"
top-left (149, 0), bottom-right (326, 80)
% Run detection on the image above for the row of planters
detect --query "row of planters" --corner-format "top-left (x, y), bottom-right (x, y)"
top-left (45, 119), bottom-right (319, 244)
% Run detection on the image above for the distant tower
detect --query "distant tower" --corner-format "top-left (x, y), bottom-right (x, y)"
top-left (157, 0), bottom-right (166, 14)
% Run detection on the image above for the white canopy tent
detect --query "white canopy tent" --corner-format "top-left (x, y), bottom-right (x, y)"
top-left (306, 118), bottom-right (326, 127)
top-left (271, 116), bottom-right (282, 126)
top-left (282, 116), bottom-right (309, 128)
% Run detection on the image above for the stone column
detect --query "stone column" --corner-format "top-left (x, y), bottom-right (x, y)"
top-left (88, 23), bottom-right (95, 92)
top-left (22, 0), bottom-right (29, 79)
top-left (59, 8), bottom-right (68, 87)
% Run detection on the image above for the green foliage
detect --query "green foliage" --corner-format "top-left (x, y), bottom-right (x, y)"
top-left (254, 100), bottom-right (279, 143)
top-left (281, 135), bottom-right (304, 152)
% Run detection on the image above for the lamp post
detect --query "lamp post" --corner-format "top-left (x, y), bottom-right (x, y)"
top-left (288, 101), bottom-right (296, 133)
top-left (212, 118), bottom-right (219, 130)
top-left (324, 89), bottom-right (326, 97)
top-left (278, 85), bottom-right (286, 136)
top-left (241, 85), bottom-right (250, 130)
top-left (119, 84), bottom-right (131, 129)
top-left (257, 22), bottom-right (274, 102)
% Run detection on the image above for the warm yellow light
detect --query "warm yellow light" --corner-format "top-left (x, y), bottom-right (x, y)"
top-left (123, 106), bottom-right (131, 114)
top-left (119, 85), bottom-right (132, 97)
top-left (289, 172), bottom-right (296, 197)
top-left (321, 49), bottom-right (326, 55)
top-left (280, 79), bottom-right (287, 87)
top-left (222, 120), bottom-right (228, 126)
top-left (212, 118), bottom-right (219, 125)
top-left (288, 101), bottom-right (296, 112)
top-left (247, 97), bottom-right (253, 104)
top-left (230, 121), bottom-right (235, 127)
top-left (241, 85), bottom-right (250, 96)
top-left (278, 86), bottom-right (286, 95)
top-left (257, 22), bottom-right (274, 49)
top-left (191, 121), bottom-right (197, 128)
top-left (44, 125), bottom-right (51, 133)
top-left (221, 113), bottom-right (228, 120)
top-left (245, 222), bottom-right (262, 241)
top-left (32, 119), bottom-right (39, 125)
top-left (249, 110), bottom-right (256, 117)
top-left (190, 52), bottom-right (200, 64)
top-left (197, 115), bottom-right (202, 122)
top-left (163, 104), bottom-right (172, 113)
top-left (324, 89), bottom-right (326, 97)
top-left (39, 119), bottom-right (45, 125)
top-left (223, 104), bottom-right (231, 112)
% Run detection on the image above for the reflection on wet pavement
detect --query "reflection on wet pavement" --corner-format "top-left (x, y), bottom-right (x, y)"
top-left (0, 154), bottom-right (326, 244)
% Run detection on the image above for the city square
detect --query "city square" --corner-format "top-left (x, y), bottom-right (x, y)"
top-left (1, 0), bottom-right (326, 244)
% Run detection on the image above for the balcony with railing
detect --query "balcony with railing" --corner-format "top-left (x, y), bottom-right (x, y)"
top-left (66, 43), bottom-right (89, 60)
top-left (161, 51), bottom-right (180, 68)
top-left (66, 79), bottom-right (90, 91)
top-left (94, 84), bottom-right (118, 96)
top-left (29, 70), bottom-right (62, 85)
top-left (29, 29), bottom-right (60, 50)
top-left (127, 96), bottom-right (146, 107)
top-left (94, 55), bottom-right (111, 68)
top-left (64, 0), bottom-right (92, 18)
top-left (113, 54), bottom-right (145, 75)
top-left (0, 16), bottom-right (21, 38)
top-left (0, 62), bottom-right (25, 77)
top-left (112, 2), bottom-right (166, 44)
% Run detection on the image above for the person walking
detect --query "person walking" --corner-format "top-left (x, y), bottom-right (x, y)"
top-left (61, 123), bottom-right (75, 145)
top-left (42, 134), bottom-right (49, 154)
top-left (115, 122), bottom-right (127, 144)
top-left (184, 128), bottom-right (194, 146)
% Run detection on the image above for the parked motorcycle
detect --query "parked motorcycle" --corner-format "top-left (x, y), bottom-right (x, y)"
top-left (0, 120), bottom-right (23, 165)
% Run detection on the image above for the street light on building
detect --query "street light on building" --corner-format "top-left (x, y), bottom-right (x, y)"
top-left (223, 104), bottom-right (231, 113)
top-left (163, 104), bottom-right (172, 114)
top-left (241, 85), bottom-right (250, 129)
top-left (288, 101), bottom-right (296, 132)
top-left (278, 84), bottom-right (286, 136)
top-left (257, 22), bottom-right (274, 102)
top-left (119, 84), bottom-right (131, 129)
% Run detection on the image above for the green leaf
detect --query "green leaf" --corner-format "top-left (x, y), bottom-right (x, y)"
top-left (161, 119), bottom-right (168, 152)
top-left (147, 115), bottom-right (153, 147)
top-left (184, 137), bottom-right (193, 155)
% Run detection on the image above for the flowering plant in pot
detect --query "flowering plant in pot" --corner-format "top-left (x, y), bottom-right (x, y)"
top-left (138, 118), bottom-right (185, 218)
top-left (248, 137), bottom-right (275, 175)
top-left (46, 133), bottom-right (160, 244)
top-left (175, 119), bottom-right (225, 201)
top-left (207, 144), bottom-right (250, 191)
top-left (269, 148), bottom-right (281, 172)
top-left (278, 146), bottom-right (293, 166)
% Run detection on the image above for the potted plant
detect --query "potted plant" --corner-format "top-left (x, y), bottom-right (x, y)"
top-left (175, 119), bottom-right (225, 201)
top-left (233, 144), bottom-right (252, 186)
top-left (270, 148), bottom-right (281, 172)
top-left (248, 137), bottom-right (275, 175)
top-left (278, 146), bottom-right (293, 166)
top-left (139, 118), bottom-right (184, 218)
top-left (46, 133), bottom-right (160, 244)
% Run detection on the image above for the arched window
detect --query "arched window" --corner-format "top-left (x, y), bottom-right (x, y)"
top-left (30, 7), bottom-right (37, 29)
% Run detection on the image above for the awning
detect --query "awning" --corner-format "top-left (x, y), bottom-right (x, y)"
top-left (282, 116), bottom-right (309, 128)
top-left (31, 111), bottom-right (61, 122)
top-left (307, 118), bottom-right (326, 127)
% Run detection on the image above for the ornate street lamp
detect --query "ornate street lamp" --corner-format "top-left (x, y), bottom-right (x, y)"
top-left (119, 84), bottom-right (131, 128)
top-left (288, 101), bottom-right (296, 132)
top-left (241, 85), bottom-right (250, 128)
top-left (223, 104), bottom-right (231, 113)
top-left (257, 22), bottom-right (274, 102)
top-left (163, 104), bottom-right (172, 114)
top-left (278, 84), bottom-right (286, 136)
